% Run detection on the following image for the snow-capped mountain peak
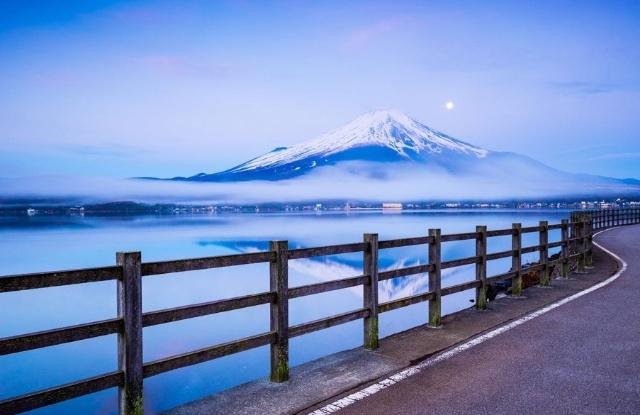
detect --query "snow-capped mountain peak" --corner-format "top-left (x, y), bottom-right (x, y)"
top-left (227, 109), bottom-right (488, 174)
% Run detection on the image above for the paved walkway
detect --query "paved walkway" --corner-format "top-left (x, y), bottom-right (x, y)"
top-left (328, 225), bottom-right (640, 415)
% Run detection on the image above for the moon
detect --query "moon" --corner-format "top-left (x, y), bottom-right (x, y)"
top-left (445, 101), bottom-right (455, 110)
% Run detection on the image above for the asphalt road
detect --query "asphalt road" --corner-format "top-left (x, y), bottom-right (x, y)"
top-left (336, 225), bottom-right (640, 415)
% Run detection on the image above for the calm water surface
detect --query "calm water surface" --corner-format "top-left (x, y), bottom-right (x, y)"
top-left (0, 209), bottom-right (569, 414)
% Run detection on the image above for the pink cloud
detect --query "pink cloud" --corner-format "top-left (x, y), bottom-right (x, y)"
top-left (345, 17), bottom-right (408, 49)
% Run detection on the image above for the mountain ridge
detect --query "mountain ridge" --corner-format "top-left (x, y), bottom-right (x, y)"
top-left (162, 110), bottom-right (637, 191)
top-left (170, 109), bottom-right (496, 182)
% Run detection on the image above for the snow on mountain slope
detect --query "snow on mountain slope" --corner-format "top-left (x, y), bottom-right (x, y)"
top-left (227, 109), bottom-right (488, 173)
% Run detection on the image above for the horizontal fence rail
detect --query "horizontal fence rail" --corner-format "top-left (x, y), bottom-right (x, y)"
top-left (1, 208), bottom-right (639, 414)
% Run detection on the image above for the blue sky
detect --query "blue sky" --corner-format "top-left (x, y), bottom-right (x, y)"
top-left (0, 0), bottom-right (639, 179)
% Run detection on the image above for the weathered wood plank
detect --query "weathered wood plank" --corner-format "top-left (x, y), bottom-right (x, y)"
top-left (378, 291), bottom-right (435, 313)
top-left (486, 249), bottom-right (515, 261)
top-left (585, 214), bottom-right (593, 267)
top-left (378, 264), bottom-right (431, 281)
top-left (539, 221), bottom-right (550, 286)
top-left (289, 308), bottom-right (369, 338)
top-left (363, 234), bottom-right (379, 350)
top-left (287, 242), bottom-right (366, 259)
top-left (378, 236), bottom-right (432, 249)
top-left (486, 229), bottom-right (513, 237)
top-left (441, 280), bottom-right (482, 296)
top-left (142, 292), bottom-right (276, 327)
top-left (0, 371), bottom-right (123, 415)
top-left (0, 266), bottom-right (121, 293)
top-left (475, 226), bottom-right (488, 310)
top-left (141, 251), bottom-right (274, 276)
top-left (0, 318), bottom-right (121, 355)
top-left (511, 223), bottom-right (522, 296)
top-left (576, 216), bottom-right (587, 273)
top-left (288, 276), bottom-right (367, 299)
top-left (547, 241), bottom-right (564, 249)
top-left (521, 245), bottom-right (542, 254)
top-left (441, 256), bottom-right (479, 269)
top-left (117, 252), bottom-right (143, 415)
top-left (440, 232), bottom-right (479, 242)
top-left (143, 332), bottom-right (275, 378)
top-left (270, 241), bottom-right (289, 383)
top-left (428, 229), bottom-right (442, 327)
top-left (521, 225), bottom-right (543, 233)
top-left (547, 223), bottom-right (563, 230)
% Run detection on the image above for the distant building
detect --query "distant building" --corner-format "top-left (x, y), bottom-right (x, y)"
top-left (382, 203), bottom-right (403, 210)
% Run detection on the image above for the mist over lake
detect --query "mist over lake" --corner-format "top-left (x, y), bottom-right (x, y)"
top-left (0, 209), bottom-right (569, 414)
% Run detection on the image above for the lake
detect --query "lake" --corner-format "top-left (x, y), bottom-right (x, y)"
top-left (0, 209), bottom-right (569, 414)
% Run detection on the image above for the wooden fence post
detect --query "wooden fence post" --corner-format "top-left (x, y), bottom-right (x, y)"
top-left (561, 219), bottom-right (569, 278)
top-left (611, 209), bottom-right (615, 226)
top-left (511, 223), bottom-right (522, 296)
top-left (116, 252), bottom-right (143, 415)
top-left (577, 216), bottom-right (586, 273)
top-left (428, 229), bottom-right (442, 328)
top-left (599, 210), bottom-right (603, 229)
top-left (612, 209), bottom-right (615, 227)
top-left (610, 209), bottom-right (614, 227)
top-left (270, 240), bottom-right (289, 382)
top-left (363, 233), bottom-right (379, 350)
top-left (570, 211), bottom-right (577, 247)
top-left (585, 214), bottom-right (593, 267)
top-left (475, 226), bottom-right (487, 310)
top-left (598, 210), bottom-right (602, 229)
top-left (539, 221), bottom-right (549, 286)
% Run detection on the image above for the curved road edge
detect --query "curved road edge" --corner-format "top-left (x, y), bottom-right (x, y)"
top-left (307, 226), bottom-right (629, 415)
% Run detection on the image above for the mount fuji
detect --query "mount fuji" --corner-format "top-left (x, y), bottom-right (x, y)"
top-left (170, 109), bottom-right (566, 182)
top-left (160, 110), bottom-right (640, 200)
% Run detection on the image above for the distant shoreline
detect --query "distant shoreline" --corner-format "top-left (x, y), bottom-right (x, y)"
top-left (1, 199), bottom-right (637, 217)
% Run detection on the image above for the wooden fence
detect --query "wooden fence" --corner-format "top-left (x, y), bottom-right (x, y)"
top-left (584, 207), bottom-right (640, 230)
top-left (1, 208), bottom-right (638, 414)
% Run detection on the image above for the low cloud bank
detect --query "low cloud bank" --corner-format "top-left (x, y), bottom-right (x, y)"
top-left (1, 162), bottom-right (638, 205)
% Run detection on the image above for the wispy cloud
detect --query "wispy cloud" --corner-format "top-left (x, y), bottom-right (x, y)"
top-left (548, 80), bottom-right (618, 95)
top-left (554, 144), bottom-right (614, 157)
top-left (139, 55), bottom-right (239, 78)
top-left (586, 152), bottom-right (640, 161)
top-left (55, 143), bottom-right (141, 158)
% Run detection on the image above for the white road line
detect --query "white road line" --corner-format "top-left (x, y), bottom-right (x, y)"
top-left (308, 227), bottom-right (627, 415)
